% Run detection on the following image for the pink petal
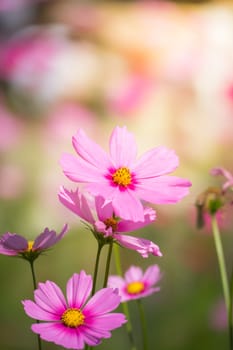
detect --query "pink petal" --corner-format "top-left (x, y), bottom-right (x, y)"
top-left (66, 272), bottom-right (92, 309)
top-left (142, 265), bottom-right (161, 286)
top-left (60, 153), bottom-right (103, 183)
top-left (86, 182), bottom-right (116, 199)
top-left (107, 276), bottom-right (125, 289)
top-left (80, 328), bottom-right (101, 346)
top-left (83, 288), bottom-right (121, 316)
top-left (122, 287), bottom-right (160, 302)
top-left (112, 190), bottom-right (145, 222)
top-left (1, 233), bottom-right (27, 251)
top-left (0, 246), bottom-right (18, 255)
top-left (124, 266), bottom-right (143, 283)
top-left (32, 322), bottom-right (85, 349)
top-left (132, 146), bottom-right (179, 178)
top-left (117, 207), bottom-right (156, 232)
top-left (85, 313), bottom-right (127, 331)
top-left (34, 281), bottom-right (67, 314)
top-left (22, 300), bottom-right (60, 321)
top-left (109, 126), bottom-right (137, 168)
top-left (95, 196), bottom-right (114, 221)
top-left (115, 234), bottom-right (162, 258)
top-left (58, 187), bottom-right (95, 224)
top-left (81, 325), bottom-right (111, 340)
top-left (136, 176), bottom-right (191, 204)
top-left (210, 167), bottom-right (233, 181)
top-left (33, 228), bottom-right (56, 250)
top-left (72, 129), bottom-right (111, 169)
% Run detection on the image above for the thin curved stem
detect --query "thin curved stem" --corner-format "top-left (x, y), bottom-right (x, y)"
top-left (211, 216), bottom-right (230, 311)
top-left (136, 299), bottom-right (148, 350)
top-left (91, 241), bottom-right (103, 295)
top-left (103, 240), bottom-right (113, 288)
top-left (211, 215), bottom-right (232, 350)
top-left (113, 244), bottom-right (137, 350)
top-left (29, 261), bottom-right (42, 350)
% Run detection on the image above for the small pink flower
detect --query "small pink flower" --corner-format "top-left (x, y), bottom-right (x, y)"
top-left (210, 167), bottom-right (233, 192)
top-left (58, 186), bottom-right (162, 258)
top-left (108, 265), bottom-right (161, 302)
top-left (0, 224), bottom-right (68, 261)
top-left (60, 126), bottom-right (191, 222)
top-left (22, 271), bottom-right (127, 349)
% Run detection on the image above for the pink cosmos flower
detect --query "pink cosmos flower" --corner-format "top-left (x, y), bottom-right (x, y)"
top-left (58, 186), bottom-right (162, 258)
top-left (210, 167), bottom-right (233, 192)
top-left (108, 265), bottom-right (161, 302)
top-left (22, 271), bottom-right (127, 349)
top-left (60, 126), bottom-right (191, 222)
top-left (0, 224), bottom-right (68, 261)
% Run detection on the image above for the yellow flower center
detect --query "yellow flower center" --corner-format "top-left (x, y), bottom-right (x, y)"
top-left (61, 308), bottom-right (85, 328)
top-left (126, 281), bottom-right (145, 295)
top-left (104, 217), bottom-right (118, 232)
top-left (112, 167), bottom-right (132, 187)
top-left (27, 240), bottom-right (34, 251)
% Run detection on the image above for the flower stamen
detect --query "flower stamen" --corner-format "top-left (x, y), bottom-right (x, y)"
top-left (126, 281), bottom-right (145, 295)
top-left (104, 217), bottom-right (118, 232)
top-left (61, 308), bottom-right (85, 328)
top-left (112, 167), bottom-right (132, 187)
top-left (27, 240), bottom-right (34, 252)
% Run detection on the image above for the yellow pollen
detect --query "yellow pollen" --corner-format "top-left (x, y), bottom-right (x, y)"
top-left (112, 167), bottom-right (132, 187)
top-left (61, 308), bottom-right (85, 328)
top-left (104, 217), bottom-right (118, 232)
top-left (126, 281), bottom-right (145, 295)
top-left (27, 240), bottom-right (34, 251)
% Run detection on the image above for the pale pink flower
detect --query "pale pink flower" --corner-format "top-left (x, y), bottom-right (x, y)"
top-left (108, 265), bottom-right (161, 302)
top-left (210, 167), bottom-right (233, 192)
top-left (22, 271), bottom-right (126, 349)
top-left (58, 186), bottom-right (162, 258)
top-left (60, 126), bottom-right (191, 222)
top-left (0, 224), bottom-right (68, 261)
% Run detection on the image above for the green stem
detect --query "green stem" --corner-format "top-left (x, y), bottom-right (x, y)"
top-left (86, 242), bottom-right (104, 350)
top-left (91, 241), bottom-right (104, 295)
top-left (211, 215), bottom-right (232, 350)
top-left (113, 244), bottom-right (137, 350)
top-left (103, 240), bottom-right (114, 288)
top-left (29, 261), bottom-right (42, 350)
top-left (136, 299), bottom-right (148, 350)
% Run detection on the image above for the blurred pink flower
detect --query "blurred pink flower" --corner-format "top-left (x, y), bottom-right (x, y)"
top-left (60, 126), bottom-right (191, 222)
top-left (209, 299), bottom-right (227, 331)
top-left (108, 265), bottom-right (161, 302)
top-left (106, 74), bottom-right (153, 116)
top-left (210, 167), bottom-right (233, 192)
top-left (0, 102), bottom-right (24, 151)
top-left (22, 271), bottom-right (126, 349)
top-left (0, 27), bottom-right (65, 91)
top-left (0, 224), bottom-right (68, 261)
top-left (45, 103), bottom-right (97, 144)
top-left (58, 186), bottom-right (162, 258)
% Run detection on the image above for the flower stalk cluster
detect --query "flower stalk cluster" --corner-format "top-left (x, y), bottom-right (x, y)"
top-left (0, 126), bottom-right (192, 350)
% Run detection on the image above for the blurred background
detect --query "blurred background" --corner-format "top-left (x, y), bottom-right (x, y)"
top-left (0, 0), bottom-right (233, 349)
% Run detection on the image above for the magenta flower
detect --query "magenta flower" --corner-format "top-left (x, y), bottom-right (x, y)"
top-left (22, 271), bottom-right (126, 349)
top-left (108, 265), bottom-right (161, 302)
top-left (58, 186), bottom-right (162, 258)
top-left (0, 224), bottom-right (68, 261)
top-left (60, 126), bottom-right (191, 222)
top-left (210, 167), bottom-right (233, 192)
